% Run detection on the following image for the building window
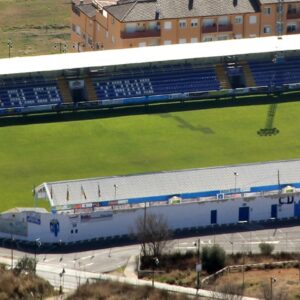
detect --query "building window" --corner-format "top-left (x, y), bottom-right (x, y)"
top-left (75, 25), bottom-right (81, 36)
top-left (105, 31), bottom-right (109, 38)
top-left (288, 4), bottom-right (296, 14)
top-left (191, 37), bottom-right (198, 43)
top-left (164, 21), bottom-right (172, 30)
top-left (263, 25), bottom-right (271, 34)
top-left (235, 34), bottom-right (242, 39)
top-left (218, 16), bottom-right (229, 25)
top-left (111, 36), bottom-right (115, 44)
top-left (287, 23), bottom-right (297, 33)
top-left (96, 23), bottom-right (100, 32)
top-left (72, 24), bottom-right (76, 32)
top-left (203, 36), bottom-right (213, 42)
top-left (139, 42), bottom-right (146, 47)
top-left (164, 40), bottom-right (172, 45)
top-left (249, 34), bottom-right (257, 38)
top-left (179, 38), bottom-right (186, 44)
top-left (263, 7), bottom-right (271, 15)
top-left (249, 15), bottom-right (257, 24)
top-left (89, 20), bottom-right (93, 26)
top-left (179, 19), bottom-right (187, 28)
top-left (235, 16), bottom-right (243, 24)
top-left (191, 19), bottom-right (198, 27)
top-left (218, 35), bottom-right (228, 40)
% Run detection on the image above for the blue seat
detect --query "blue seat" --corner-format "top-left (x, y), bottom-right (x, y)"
top-left (92, 63), bottom-right (221, 103)
top-left (0, 76), bottom-right (63, 109)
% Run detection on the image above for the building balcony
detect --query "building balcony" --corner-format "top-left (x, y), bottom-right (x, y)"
top-left (202, 24), bottom-right (233, 34)
top-left (120, 29), bottom-right (161, 39)
top-left (287, 11), bottom-right (300, 19)
top-left (218, 24), bottom-right (233, 32)
top-left (202, 25), bottom-right (217, 33)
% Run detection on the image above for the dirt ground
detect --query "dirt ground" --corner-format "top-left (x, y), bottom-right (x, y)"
top-left (210, 268), bottom-right (300, 299)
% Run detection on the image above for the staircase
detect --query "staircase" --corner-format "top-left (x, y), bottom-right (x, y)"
top-left (85, 77), bottom-right (98, 102)
top-left (215, 64), bottom-right (231, 89)
top-left (57, 77), bottom-right (73, 103)
top-left (240, 61), bottom-right (256, 87)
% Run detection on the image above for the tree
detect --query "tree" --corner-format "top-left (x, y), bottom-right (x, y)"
top-left (133, 212), bottom-right (171, 258)
top-left (14, 256), bottom-right (37, 276)
top-left (259, 242), bottom-right (275, 256)
top-left (201, 244), bottom-right (226, 274)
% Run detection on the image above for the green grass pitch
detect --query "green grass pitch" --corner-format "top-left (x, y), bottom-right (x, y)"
top-left (1, 100), bottom-right (300, 211)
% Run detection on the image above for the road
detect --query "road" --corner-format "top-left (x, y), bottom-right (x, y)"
top-left (0, 224), bottom-right (299, 275)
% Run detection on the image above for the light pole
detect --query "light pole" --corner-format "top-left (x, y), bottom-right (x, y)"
top-left (10, 234), bottom-right (14, 270)
top-left (194, 238), bottom-right (201, 291)
top-left (152, 257), bottom-right (159, 287)
top-left (59, 268), bottom-right (65, 295)
top-left (54, 42), bottom-right (67, 53)
top-left (270, 277), bottom-right (276, 300)
top-left (114, 184), bottom-right (118, 200)
top-left (34, 238), bottom-right (41, 273)
top-left (7, 39), bottom-right (12, 58)
top-left (234, 171), bottom-right (239, 192)
top-left (72, 42), bottom-right (85, 52)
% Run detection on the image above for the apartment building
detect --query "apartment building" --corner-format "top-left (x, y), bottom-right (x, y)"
top-left (71, 0), bottom-right (300, 51)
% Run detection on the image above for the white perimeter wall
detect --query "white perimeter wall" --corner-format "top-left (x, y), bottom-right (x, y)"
top-left (1, 194), bottom-right (298, 243)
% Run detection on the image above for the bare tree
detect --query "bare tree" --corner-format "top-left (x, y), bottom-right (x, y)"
top-left (133, 212), bottom-right (171, 258)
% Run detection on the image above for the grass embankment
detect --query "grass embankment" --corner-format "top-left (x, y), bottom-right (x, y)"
top-left (67, 280), bottom-right (192, 300)
top-left (0, 0), bottom-right (70, 58)
top-left (1, 101), bottom-right (300, 210)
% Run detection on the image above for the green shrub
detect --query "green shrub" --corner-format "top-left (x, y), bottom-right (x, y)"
top-left (259, 243), bottom-right (275, 256)
top-left (201, 244), bottom-right (226, 274)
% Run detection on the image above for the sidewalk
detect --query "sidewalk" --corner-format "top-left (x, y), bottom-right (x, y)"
top-left (123, 255), bottom-right (138, 279)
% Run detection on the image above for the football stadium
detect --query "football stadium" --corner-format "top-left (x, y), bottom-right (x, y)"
top-left (1, 34), bottom-right (300, 243)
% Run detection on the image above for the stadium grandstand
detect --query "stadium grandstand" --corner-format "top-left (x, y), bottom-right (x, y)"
top-left (0, 34), bottom-right (300, 117)
top-left (0, 159), bottom-right (300, 243)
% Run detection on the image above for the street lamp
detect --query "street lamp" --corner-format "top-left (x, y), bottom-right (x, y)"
top-left (270, 277), bottom-right (276, 300)
top-left (7, 39), bottom-right (13, 58)
top-left (10, 234), bottom-right (14, 270)
top-left (72, 42), bottom-right (85, 52)
top-left (234, 172), bottom-right (239, 192)
top-left (194, 238), bottom-right (201, 291)
top-left (54, 42), bottom-right (67, 53)
top-left (34, 238), bottom-right (42, 273)
top-left (114, 184), bottom-right (118, 200)
top-left (152, 257), bottom-right (159, 287)
top-left (59, 268), bottom-right (66, 295)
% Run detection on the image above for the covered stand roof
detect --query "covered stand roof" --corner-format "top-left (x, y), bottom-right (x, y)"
top-left (36, 159), bottom-right (300, 209)
top-left (0, 34), bottom-right (300, 76)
